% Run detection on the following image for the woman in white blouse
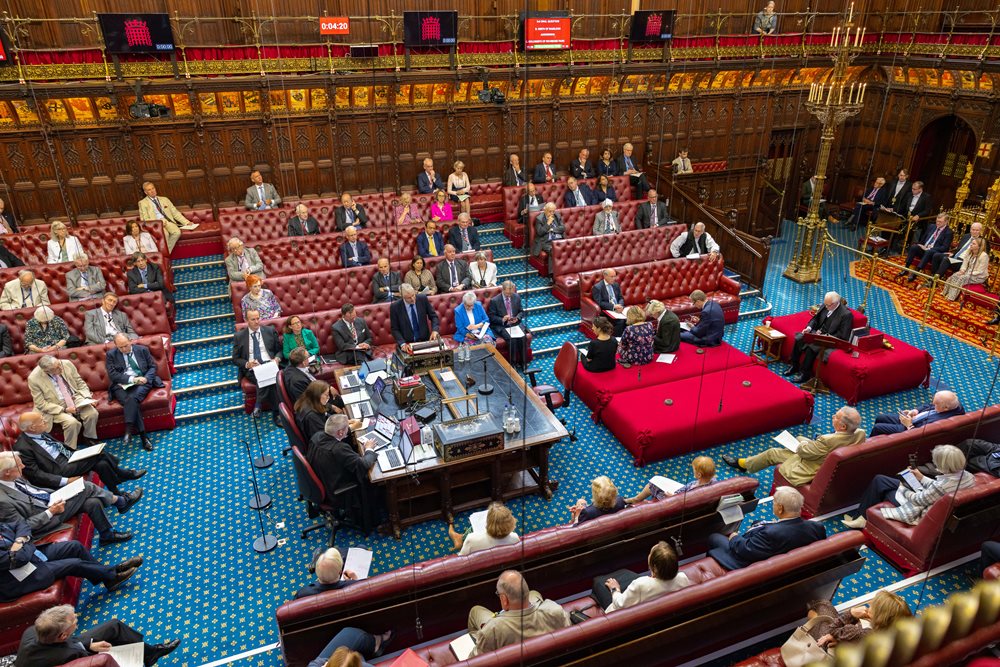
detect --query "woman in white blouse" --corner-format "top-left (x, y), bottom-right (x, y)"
top-left (46, 221), bottom-right (85, 264)
top-left (123, 220), bottom-right (159, 255)
top-left (447, 160), bottom-right (472, 216)
top-left (469, 251), bottom-right (498, 288)
top-left (594, 540), bottom-right (691, 613)
top-left (448, 502), bottom-right (520, 556)
top-left (942, 237), bottom-right (989, 300)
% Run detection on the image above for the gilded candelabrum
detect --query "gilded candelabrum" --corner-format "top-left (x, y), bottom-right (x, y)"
top-left (783, 3), bottom-right (867, 283)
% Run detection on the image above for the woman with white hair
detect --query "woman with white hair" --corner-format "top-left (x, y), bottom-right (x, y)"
top-left (843, 444), bottom-right (975, 529)
top-left (941, 237), bottom-right (989, 300)
top-left (453, 291), bottom-right (493, 344)
top-left (46, 221), bottom-right (85, 264)
top-left (469, 251), bottom-right (498, 287)
top-left (24, 305), bottom-right (71, 353)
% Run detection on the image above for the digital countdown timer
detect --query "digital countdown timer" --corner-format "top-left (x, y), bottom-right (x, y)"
top-left (320, 17), bottom-right (350, 35)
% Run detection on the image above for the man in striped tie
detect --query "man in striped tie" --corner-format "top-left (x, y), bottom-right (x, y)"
top-left (849, 176), bottom-right (888, 230)
top-left (26, 356), bottom-right (99, 450)
top-left (105, 334), bottom-right (164, 451)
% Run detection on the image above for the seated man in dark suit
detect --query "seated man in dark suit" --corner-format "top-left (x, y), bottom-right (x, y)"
top-left (288, 203), bottom-right (321, 236)
top-left (0, 519), bottom-right (140, 602)
top-left (531, 203), bottom-right (565, 276)
top-left (339, 226), bottom-right (371, 268)
top-left (371, 257), bottom-right (401, 303)
top-left (634, 189), bottom-right (668, 230)
top-left (417, 157), bottom-right (445, 194)
top-left (591, 268), bottom-right (626, 336)
top-left (488, 281), bottom-right (530, 369)
top-left (928, 221), bottom-right (983, 280)
top-left (569, 148), bottom-right (594, 180)
top-left (390, 283), bottom-right (440, 352)
top-left (849, 176), bottom-right (889, 230)
top-left (446, 213), bottom-right (481, 252)
top-left (106, 333), bottom-right (165, 451)
top-left (897, 212), bottom-right (953, 281)
top-left (435, 244), bottom-right (471, 294)
top-left (127, 252), bottom-right (174, 305)
top-left (957, 438), bottom-right (1000, 477)
top-left (0, 451), bottom-right (141, 546)
top-left (894, 180), bottom-right (932, 239)
top-left (232, 309), bottom-right (282, 424)
top-left (563, 177), bottom-right (593, 208)
top-left (614, 142), bottom-right (650, 195)
top-left (518, 182), bottom-right (543, 228)
top-left (0, 242), bottom-right (24, 269)
top-left (332, 303), bottom-right (374, 364)
top-left (646, 300), bottom-right (680, 354)
top-left (293, 547), bottom-right (358, 599)
top-left (783, 290), bottom-right (852, 384)
top-left (15, 411), bottom-right (145, 497)
top-left (869, 390), bottom-right (964, 436)
top-left (307, 414), bottom-right (380, 534)
top-left (680, 290), bottom-right (724, 347)
top-left (15, 604), bottom-right (179, 667)
top-left (416, 220), bottom-right (445, 258)
top-left (283, 347), bottom-right (319, 404)
top-left (334, 193), bottom-right (368, 231)
top-left (707, 486), bottom-right (826, 570)
top-left (532, 152), bottom-right (557, 184)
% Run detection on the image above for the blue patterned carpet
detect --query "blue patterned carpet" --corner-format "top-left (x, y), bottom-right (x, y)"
top-left (54, 221), bottom-right (997, 667)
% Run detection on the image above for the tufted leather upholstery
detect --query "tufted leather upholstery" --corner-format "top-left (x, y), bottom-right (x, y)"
top-left (2, 223), bottom-right (169, 266)
top-left (275, 477), bottom-right (760, 667)
top-left (526, 200), bottom-right (644, 276)
top-left (550, 225), bottom-right (686, 308)
top-left (864, 473), bottom-right (1000, 576)
top-left (0, 252), bottom-right (173, 306)
top-left (579, 258), bottom-right (742, 331)
top-left (732, 648), bottom-right (785, 667)
top-left (0, 516), bottom-right (95, 655)
top-left (64, 656), bottom-right (120, 667)
top-left (234, 287), bottom-right (524, 411)
top-left (229, 250), bottom-right (490, 321)
top-left (0, 291), bottom-right (171, 356)
top-left (0, 334), bottom-right (175, 438)
top-left (691, 160), bottom-right (729, 173)
top-left (772, 404), bottom-right (1000, 518)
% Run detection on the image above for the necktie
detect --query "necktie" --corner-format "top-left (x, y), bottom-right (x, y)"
top-left (504, 296), bottom-right (512, 316)
top-left (347, 209), bottom-right (354, 224)
top-left (54, 374), bottom-right (76, 410)
top-left (80, 272), bottom-right (89, 287)
top-left (140, 269), bottom-right (148, 287)
top-left (607, 283), bottom-right (614, 304)
top-left (106, 313), bottom-right (116, 332)
top-left (350, 322), bottom-right (358, 342)
top-left (15, 479), bottom-right (50, 506)
top-left (449, 262), bottom-right (457, 286)
top-left (350, 243), bottom-right (358, 262)
top-left (651, 205), bottom-right (658, 226)
top-left (252, 331), bottom-right (263, 362)
top-left (625, 156), bottom-right (633, 170)
top-left (575, 190), bottom-right (584, 206)
top-left (428, 234), bottom-right (437, 256)
top-left (545, 165), bottom-right (552, 178)
top-left (928, 228), bottom-right (940, 245)
top-left (461, 228), bottom-right (470, 250)
top-left (41, 434), bottom-right (72, 459)
top-left (868, 187), bottom-right (878, 199)
top-left (408, 304), bottom-right (421, 342)
top-left (21, 287), bottom-right (31, 308)
top-left (257, 185), bottom-right (265, 204)
top-left (152, 197), bottom-right (165, 216)
top-left (127, 352), bottom-right (141, 374)
top-left (957, 238), bottom-right (971, 258)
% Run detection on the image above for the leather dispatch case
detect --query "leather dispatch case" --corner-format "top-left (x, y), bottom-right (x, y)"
top-left (855, 333), bottom-right (885, 351)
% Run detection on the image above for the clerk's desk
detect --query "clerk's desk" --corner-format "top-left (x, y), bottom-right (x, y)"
top-left (334, 344), bottom-right (567, 539)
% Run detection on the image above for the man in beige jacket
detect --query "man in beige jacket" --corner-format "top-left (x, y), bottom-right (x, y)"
top-left (468, 570), bottom-right (570, 657)
top-left (723, 406), bottom-right (865, 486)
top-left (0, 270), bottom-right (50, 311)
top-left (27, 355), bottom-right (99, 449)
top-left (138, 181), bottom-right (193, 253)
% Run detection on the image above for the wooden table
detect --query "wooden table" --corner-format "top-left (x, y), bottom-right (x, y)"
top-left (751, 324), bottom-right (785, 364)
top-left (334, 344), bottom-right (567, 538)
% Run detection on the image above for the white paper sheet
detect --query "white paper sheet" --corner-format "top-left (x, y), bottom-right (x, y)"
top-left (656, 354), bottom-right (676, 364)
top-left (767, 328), bottom-right (786, 338)
top-left (450, 633), bottom-right (477, 661)
top-left (679, 321), bottom-right (693, 331)
top-left (507, 325), bottom-right (525, 339)
top-left (469, 509), bottom-right (489, 535)
top-left (74, 397), bottom-right (97, 408)
top-left (475, 322), bottom-right (490, 340)
top-left (773, 430), bottom-right (801, 453)
top-left (106, 642), bottom-right (145, 667)
top-left (604, 309), bottom-right (627, 320)
top-left (48, 477), bottom-right (85, 507)
top-left (341, 390), bottom-right (370, 405)
top-left (344, 547), bottom-right (373, 580)
top-left (68, 443), bottom-right (106, 463)
top-left (649, 475), bottom-right (684, 495)
top-left (686, 251), bottom-right (702, 259)
top-left (8, 562), bottom-right (37, 582)
top-left (252, 360), bottom-right (279, 388)
top-left (718, 504), bottom-right (744, 525)
top-left (440, 371), bottom-right (457, 382)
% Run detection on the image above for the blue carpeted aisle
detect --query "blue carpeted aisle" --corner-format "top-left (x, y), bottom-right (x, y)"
top-left (61, 221), bottom-right (995, 667)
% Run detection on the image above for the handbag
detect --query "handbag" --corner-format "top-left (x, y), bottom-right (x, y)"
top-left (781, 617), bottom-right (834, 667)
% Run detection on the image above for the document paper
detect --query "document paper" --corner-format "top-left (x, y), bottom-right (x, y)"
top-left (506, 325), bottom-right (525, 338)
top-left (106, 642), bottom-right (145, 667)
top-left (648, 476), bottom-right (684, 495)
top-left (450, 633), bottom-right (477, 661)
top-left (252, 360), bottom-right (279, 388)
top-left (67, 443), bottom-right (106, 463)
top-left (772, 430), bottom-right (801, 453)
top-left (344, 547), bottom-right (373, 580)
top-left (469, 509), bottom-right (489, 535)
top-left (47, 477), bottom-right (85, 507)
top-left (604, 309), bottom-right (627, 320)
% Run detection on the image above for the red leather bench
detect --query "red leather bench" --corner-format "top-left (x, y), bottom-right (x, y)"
top-left (229, 250), bottom-right (489, 322)
top-left (765, 309), bottom-right (868, 360)
top-left (527, 200), bottom-right (643, 276)
top-left (767, 311), bottom-right (932, 404)
top-left (772, 404), bottom-right (1000, 518)
top-left (502, 176), bottom-right (632, 247)
top-left (690, 159), bottom-right (729, 173)
top-left (1, 223), bottom-right (168, 266)
top-left (0, 291), bottom-right (172, 356)
top-left (0, 251), bottom-right (173, 306)
top-left (550, 224), bottom-right (686, 309)
top-left (275, 477), bottom-right (761, 667)
top-left (865, 473), bottom-right (1000, 576)
top-left (234, 287), bottom-right (533, 412)
top-left (579, 258), bottom-right (742, 334)
top-left (601, 364), bottom-right (815, 465)
top-left (407, 532), bottom-right (864, 667)
top-left (574, 341), bottom-right (756, 420)
top-left (0, 515), bottom-right (96, 655)
top-left (0, 334), bottom-right (176, 438)
top-left (76, 214), bottom-right (224, 261)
